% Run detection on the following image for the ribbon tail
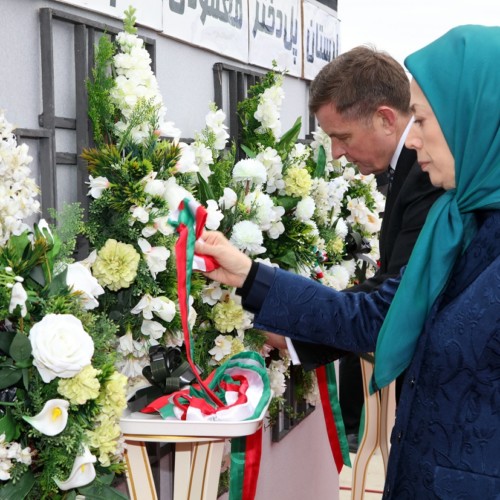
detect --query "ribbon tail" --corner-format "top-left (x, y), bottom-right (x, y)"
top-left (316, 364), bottom-right (351, 472)
top-left (229, 427), bottom-right (263, 500)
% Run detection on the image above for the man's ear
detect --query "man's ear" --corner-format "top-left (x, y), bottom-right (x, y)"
top-left (376, 106), bottom-right (397, 134)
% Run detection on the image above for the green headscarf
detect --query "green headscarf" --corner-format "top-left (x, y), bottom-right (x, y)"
top-left (372, 25), bottom-right (500, 392)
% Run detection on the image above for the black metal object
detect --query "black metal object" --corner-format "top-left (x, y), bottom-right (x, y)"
top-left (14, 127), bottom-right (54, 220)
top-left (213, 62), bottom-right (264, 157)
top-left (316, 0), bottom-right (338, 11)
top-left (271, 365), bottom-right (315, 442)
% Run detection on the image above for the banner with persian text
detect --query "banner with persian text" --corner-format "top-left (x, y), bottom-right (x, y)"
top-left (53, 0), bottom-right (340, 79)
top-left (163, 0), bottom-right (249, 63)
top-left (248, 0), bottom-right (302, 77)
top-left (303, 0), bottom-right (340, 80)
top-left (54, 0), bottom-right (163, 30)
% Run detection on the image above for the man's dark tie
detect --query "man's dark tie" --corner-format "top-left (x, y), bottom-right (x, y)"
top-left (387, 166), bottom-right (395, 195)
top-left (376, 166), bottom-right (394, 197)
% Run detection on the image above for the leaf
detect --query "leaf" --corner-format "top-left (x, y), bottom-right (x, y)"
top-left (9, 332), bottom-right (32, 363)
top-left (47, 267), bottom-right (69, 296)
top-left (196, 173), bottom-right (215, 205)
top-left (0, 367), bottom-right (23, 390)
top-left (0, 470), bottom-right (35, 499)
top-left (0, 408), bottom-right (20, 442)
top-left (313, 145), bottom-right (326, 178)
top-left (276, 117), bottom-right (302, 153)
top-left (7, 232), bottom-right (31, 262)
top-left (278, 250), bottom-right (298, 269)
top-left (240, 144), bottom-right (256, 158)
top-left (276, 196), bottom-right (300, 211)
top-left (78, 481), bottom-right (129, 499)
top-left (0, 331), bottom-right (16, 356)
top-left (22, 368), bottom-right (30, 391)
top-left (94, 472), bottom-right (116, 486)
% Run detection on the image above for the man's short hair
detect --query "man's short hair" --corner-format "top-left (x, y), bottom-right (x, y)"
top-left (309, 46), bottom-right (410, 119)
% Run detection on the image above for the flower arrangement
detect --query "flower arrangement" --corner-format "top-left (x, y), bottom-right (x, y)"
top-left (83, 8), bottom-right (383, 421)
top-left (83, 8), bottom-right (204, 395)
top-left (0, 110), bottom-right (127, 499)
top-left (177, 69), bottom-right (384, 412)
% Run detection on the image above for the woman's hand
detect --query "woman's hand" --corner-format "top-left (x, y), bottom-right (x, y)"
top-left (195, 231), bottom-right (252, 288)
top-left (264, 331), bottom-right (288, 350)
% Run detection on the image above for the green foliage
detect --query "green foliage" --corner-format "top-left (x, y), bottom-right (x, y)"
top-left (48, 203), bottom-right (85, 262)
top-left (86, 35), bottom-right (116, 147)
top-left (123, 6), bottom-right (138, 35)
top-left (237, 70), bottom-right (282, 153)
top-left (217, 469), bottom-right (230, 497)
top-left (276, 117), bottom-right (302, 157)
top-left (313, 144), bottom-right (327, 178)
top-left (116, 98), bottom-right (160, 151)
top-left (0, 470), bottom-right (35, 499)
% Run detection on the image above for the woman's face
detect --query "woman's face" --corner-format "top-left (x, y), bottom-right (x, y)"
top-left (405, 79), bottom-right (456, 190)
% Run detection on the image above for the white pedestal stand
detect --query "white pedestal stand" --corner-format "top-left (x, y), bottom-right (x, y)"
top-left (120, 409), bottom-right (267, 500)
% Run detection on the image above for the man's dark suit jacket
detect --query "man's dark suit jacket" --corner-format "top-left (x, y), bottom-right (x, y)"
top-left (293, 146), bottom-right (444, 369)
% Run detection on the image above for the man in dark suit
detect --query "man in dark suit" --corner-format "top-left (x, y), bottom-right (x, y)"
top-left (269, 46), bottom-right (444, 452)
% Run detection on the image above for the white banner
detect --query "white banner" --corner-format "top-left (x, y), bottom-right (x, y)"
top-left (53, 0), bottom-right (163, 31)
top-left (303, 0), bottom-right (340, 80)
top-left (163, 0), bottom-right (249, 63)
top-left (248, 0), bottom-right (303, 77)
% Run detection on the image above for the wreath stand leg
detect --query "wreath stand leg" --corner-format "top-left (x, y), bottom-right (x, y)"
top-left (124, 435), bottom-right (225, 500)
top-left (350, 356), bottom-right (396, 499)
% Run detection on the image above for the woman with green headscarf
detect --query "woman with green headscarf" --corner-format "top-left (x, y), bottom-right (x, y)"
top-left (195, 25), bottom-right (500, 497)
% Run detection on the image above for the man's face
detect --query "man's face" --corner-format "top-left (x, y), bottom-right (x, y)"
top-left (315, 102), bottom-right (395, 175)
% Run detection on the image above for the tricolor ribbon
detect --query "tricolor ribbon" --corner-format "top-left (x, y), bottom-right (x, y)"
top-left (316, 363), bottom-right (351, 472)
top-left (142, 198), bottom-right (271, 500)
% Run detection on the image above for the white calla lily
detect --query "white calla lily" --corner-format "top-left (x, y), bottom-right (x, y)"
top-left (23, 399), bottom-right (69, 436)
top-left (53, 446), bottom-right (97, 490)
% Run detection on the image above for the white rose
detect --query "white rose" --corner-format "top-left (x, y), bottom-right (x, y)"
top-left (29, 314), bottom-right (94, 383)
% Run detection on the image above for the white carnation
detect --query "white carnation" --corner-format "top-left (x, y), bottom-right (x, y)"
top-left (232, 158), bottom-right (267, 187)
top-left (295, 196), bottom-right (316, 222)
top-left (230, 220), bottom-right (266, 256)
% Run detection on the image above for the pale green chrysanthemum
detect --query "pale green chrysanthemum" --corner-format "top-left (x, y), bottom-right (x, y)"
top-left (57, 365), bottom-right (101, 405)
top-left (213, 300), bottom-right (245, 334)
top-left (284, 167), bottom-right (312, 198)
top-left (98, 371), bottom-right (128, 419)
top-left (326, 236), bottom-right (345, 258)
top-left (92, 239), bottom-right (140, 291)
top-left (86, 414), bottom-right (121, 467)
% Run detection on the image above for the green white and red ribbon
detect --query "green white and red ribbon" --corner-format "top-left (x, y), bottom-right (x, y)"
top-left (316, 363), bottom-right (351, 472)
top-left (142, 198), bottom-right (271, 500)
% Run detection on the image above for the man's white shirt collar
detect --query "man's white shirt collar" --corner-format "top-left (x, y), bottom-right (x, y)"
top-left (390, 116), bottom-right (414, 171)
